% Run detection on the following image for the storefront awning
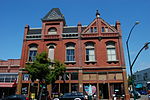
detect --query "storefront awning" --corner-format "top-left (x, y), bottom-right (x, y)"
top-left (0, 83), bottom-right (17, 87)
top-left (136, 83), bottom-right (143, 88)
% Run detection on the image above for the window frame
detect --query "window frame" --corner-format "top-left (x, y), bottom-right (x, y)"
top-left (106, 42), bottom-right (118, 62)
top-left (85, 43), bottom-right (96, 62)
top-left (28, 45), bottom-right (38, 62)
top-left (65, 43), bottom-right (76, 63)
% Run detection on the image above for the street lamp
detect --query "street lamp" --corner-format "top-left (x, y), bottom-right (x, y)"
top-left (126, 21), bottom-right (140, 100)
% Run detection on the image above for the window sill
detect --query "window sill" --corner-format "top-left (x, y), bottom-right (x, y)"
top-left (64, 61), bottom-right (76, 64)
top-left (85, 61), bottom-right (97, 64)
top-left (26, 61), bottom-right (34, 64)
top-left (107, 60), bottom-right (119, 64)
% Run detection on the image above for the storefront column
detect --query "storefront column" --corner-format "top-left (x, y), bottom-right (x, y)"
top-left (79, 69), bottom-right (83, 92)
top-left (69, 83), bottom-right (71, 92)
top-left (122, 69), bottom-right (130, 99)
top-left (28, 83), bottom-right (31, 97)
top-left (97, 83), bottom-right (100, 100)
top-left (47, 84), bottom-right (51, 100)
top-left (108, 83), bottom-right (111, 100)
top-left (16, 70), bottom-right (23, 94)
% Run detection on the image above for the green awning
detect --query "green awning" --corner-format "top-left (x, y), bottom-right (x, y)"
top-left (136, 83), bottom-right (143, 88)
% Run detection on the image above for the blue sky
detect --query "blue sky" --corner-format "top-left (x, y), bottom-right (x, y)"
top-left (0, 0), bottom-right (150, 74)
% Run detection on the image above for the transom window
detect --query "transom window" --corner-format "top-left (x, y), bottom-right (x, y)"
top-left (106, 42), bottom-right (117, 61)
top-left (48, 27), bottom-right (57, 35)
top-left (85, 43), bottom-right (95, 61)
top-left (28, 44), bottom-right (38, 62)
top-left (66, 43), bottom-right (75, 62)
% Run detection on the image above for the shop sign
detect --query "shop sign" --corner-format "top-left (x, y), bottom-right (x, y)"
top-left (84, 85), bottom-right (96, 96)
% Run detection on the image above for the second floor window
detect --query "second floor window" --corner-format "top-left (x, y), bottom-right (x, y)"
top-left (48, 45), bottom-right (55, 61)
top-left (86, 43), bottom-right (95, 61)
top-left (66, 44), bottom-right (75, 62)
top-left (106, 42), bottom-right (117, 61)
top-left (28, 45), bottom-right (38, 62)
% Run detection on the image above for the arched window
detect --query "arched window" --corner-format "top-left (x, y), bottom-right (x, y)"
top-left (48, 27), bottom-right (57, 35)
top-left (106, 42), bottom-right (117, 61)
top-left (66, 43), bottom-right (75, 62)
top-left (48, 45), bottom-right (55, 61)
top-left (28, 44), bottom-right (38, 62)
top-left (85, 42), bottom-right (95, 61)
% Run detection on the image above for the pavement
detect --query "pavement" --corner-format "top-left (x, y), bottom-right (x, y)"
top-left (130, 95), bottom-right (149, 100)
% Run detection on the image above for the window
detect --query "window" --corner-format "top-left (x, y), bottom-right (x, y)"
top-left (105, 27), bottom-right (109, 32)
top-left (106, 42), bottom-right (117, 61)
top-left (28, 45), bottom-right (38, 62)
top-left (102, 27), bottom-right (105, 32)
top-left (143, 73), bottom-right (148, 80)
top-left (85, 43), bottom-right (95, 61)
top-left (90, 27), bottom-right (93, 33)
top-left (94, 27), bottom-right (97, 32)
top-left (48, 45), bottom-right (55, 61)
top-left (90, 27), bottom-right (97, 33)
top-left (48, 27), bottom-right (57, 35)
top-left (66, 43), bottom-right (75, 62)
top-left (71, 73), bottom-right (78, 80)
top-left (102, 27), bottom-right (109, 32)
top-left (71, 83), bottom-right (79, 92)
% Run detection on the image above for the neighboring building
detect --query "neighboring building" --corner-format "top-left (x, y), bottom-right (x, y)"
top-left (17, 8), bottom-right (129, 99)
top-left (0, 59), bottom-right (20, 98)
top-left (134, 68), bottom-right (150, 89)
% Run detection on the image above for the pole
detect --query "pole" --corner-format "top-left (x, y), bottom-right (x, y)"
top-left (126, 21), bottom-right (140, 100)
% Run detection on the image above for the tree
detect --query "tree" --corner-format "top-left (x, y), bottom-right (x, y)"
top-left (25, 52), bottom-right (66, 99)
top-left (128, 75), bottom-right (132, 86)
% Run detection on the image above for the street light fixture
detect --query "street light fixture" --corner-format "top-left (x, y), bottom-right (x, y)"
top-left (126, 21), bottom-right (140, 100)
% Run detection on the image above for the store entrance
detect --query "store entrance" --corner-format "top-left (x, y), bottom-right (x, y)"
top-left (0, 87), bottom-right (16, 98)
top-left (99, 83), bottom-right (109, 99)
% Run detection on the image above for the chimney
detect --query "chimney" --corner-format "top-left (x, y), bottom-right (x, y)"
top-left (77, 22), bottom-right (82, 33)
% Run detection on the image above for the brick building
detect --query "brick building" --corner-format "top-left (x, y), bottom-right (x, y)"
top-left (18, 8), bottom-right (129, 99)
top-left (0, 59), bottom-right (20, 98)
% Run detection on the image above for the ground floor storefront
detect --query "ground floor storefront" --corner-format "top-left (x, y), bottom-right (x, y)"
top-left (51, 82), bottom-right (124, 99)
top-left (18, 68), bottom-right (130, 100)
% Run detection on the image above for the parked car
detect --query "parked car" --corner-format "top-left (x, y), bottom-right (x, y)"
top-left (129, 91), bottom-right (141, 99)
top-left (53, 92), bottom-right (85, 100)
top-left (1, 94), bottom-right (29, 100)
top-left (138, 90), bottom-right (147, 95)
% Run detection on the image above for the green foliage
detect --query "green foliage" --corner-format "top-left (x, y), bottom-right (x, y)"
top-left (26, 52), bottom-right (66, 84)
top-left (128, 75), bottom-right (132, 86)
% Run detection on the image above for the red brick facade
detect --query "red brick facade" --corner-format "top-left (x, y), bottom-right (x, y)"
top-left (19, 8), bottom-right (129, 99)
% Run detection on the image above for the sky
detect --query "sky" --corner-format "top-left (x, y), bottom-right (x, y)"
top-left (0, 0), bottom-right (150, 75)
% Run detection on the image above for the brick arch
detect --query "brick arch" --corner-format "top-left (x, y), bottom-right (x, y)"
top-left (28, 43), bottom-right (38, 47)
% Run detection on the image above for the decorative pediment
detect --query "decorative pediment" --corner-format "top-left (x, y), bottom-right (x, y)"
top-left (82, 19), bottom-right (98, 34)
top-left (82, 18), bottom-right (118, 34)
top-left (101, 19), bottom-right (118, 33)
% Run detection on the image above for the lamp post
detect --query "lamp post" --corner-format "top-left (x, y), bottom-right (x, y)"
top-left (126, 21), bottom-right (140, 100)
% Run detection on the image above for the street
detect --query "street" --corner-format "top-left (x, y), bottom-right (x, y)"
top-left (130, 95), bottom-right (149, 100)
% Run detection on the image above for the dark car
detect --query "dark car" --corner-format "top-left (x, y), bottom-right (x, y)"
top-left (129, 91), bottom-right (141, 99)
top-left (138, 90), bottom-right (147, 95)
top-left (53, 92), bottom-right (85, 100)
top-left (2, 94), bottom-right (29, 100)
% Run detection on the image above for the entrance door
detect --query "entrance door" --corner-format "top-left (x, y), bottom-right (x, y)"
top-left (99, 83), bottom-right (109, 99)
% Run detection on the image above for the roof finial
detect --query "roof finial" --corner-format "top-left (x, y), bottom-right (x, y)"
top-left (96, 10), bottom-right (100, 18)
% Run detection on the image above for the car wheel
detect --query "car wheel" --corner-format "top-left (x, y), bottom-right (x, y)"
top-left (74, 98), bottom-right (81, 100)
top-left (53, 98), bottom-right (59, 100)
